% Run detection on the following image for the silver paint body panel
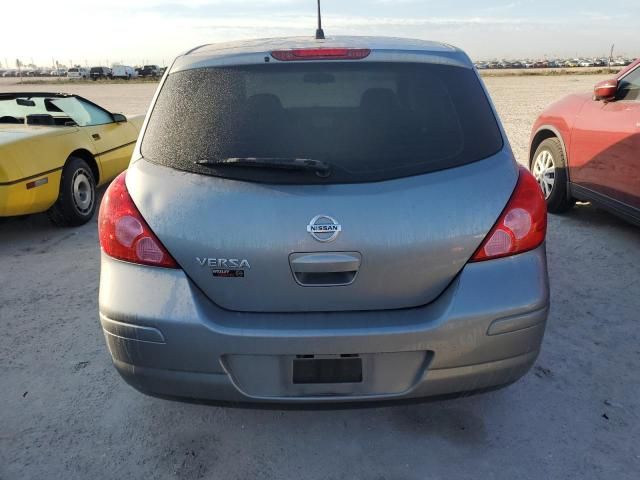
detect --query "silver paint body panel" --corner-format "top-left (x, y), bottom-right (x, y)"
top-left (126, 152), bottom-right (517, 312)
top-left (99, 245), bottom-right (548, 403)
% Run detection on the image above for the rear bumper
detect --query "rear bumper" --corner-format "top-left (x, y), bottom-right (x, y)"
top-left (99, 245), bottom-right (549, 404)
top-left (111, 351), bottom-right (539, 404)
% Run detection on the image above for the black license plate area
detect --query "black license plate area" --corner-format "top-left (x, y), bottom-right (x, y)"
top-left (293, 357), bottom-right (363, 384)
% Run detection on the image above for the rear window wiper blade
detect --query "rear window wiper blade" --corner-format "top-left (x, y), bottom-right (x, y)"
top-left (195, 157), bottom-right (331, 177)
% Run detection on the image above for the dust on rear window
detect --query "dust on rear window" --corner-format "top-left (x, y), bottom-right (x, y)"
top-left (141, 62), bottom-right (503, 184)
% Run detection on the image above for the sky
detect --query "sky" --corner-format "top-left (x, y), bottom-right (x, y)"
top-left (1, 0), bottom-right (638, 68)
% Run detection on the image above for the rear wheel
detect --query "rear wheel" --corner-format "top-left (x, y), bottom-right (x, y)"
top-left (531, 137), bottom-right (574, 213)
top-left (48, 157), bottom-right (96, 226)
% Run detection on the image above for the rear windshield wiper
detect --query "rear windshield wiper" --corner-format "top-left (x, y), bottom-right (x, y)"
top-left (195, 157), bottom-right (331, 177)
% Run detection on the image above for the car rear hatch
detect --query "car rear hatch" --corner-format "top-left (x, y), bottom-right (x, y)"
top-left (128, 48), bottom-right (517, 313)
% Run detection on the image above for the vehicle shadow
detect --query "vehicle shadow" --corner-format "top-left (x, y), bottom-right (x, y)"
top-left (0, 187), bottom-right (106, 243)
top-left (112, 378), bottom-right (539, 478)
top-left (553, 201), bottom-right (639, 235)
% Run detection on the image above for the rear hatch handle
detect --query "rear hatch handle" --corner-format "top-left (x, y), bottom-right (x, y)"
top-left (289, 252), bottom-right (361, 286)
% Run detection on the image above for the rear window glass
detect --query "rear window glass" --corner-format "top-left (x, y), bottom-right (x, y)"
top-left (142, 62), bottom-right (503, 184)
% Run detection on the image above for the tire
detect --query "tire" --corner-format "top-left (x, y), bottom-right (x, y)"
top-left (48, 157), bottom-right (97, 227)
top-left (531, 137), bottom-right (575, 213)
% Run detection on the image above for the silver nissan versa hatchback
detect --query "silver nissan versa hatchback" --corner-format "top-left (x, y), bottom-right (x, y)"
top-left (98, 36), bottom-right (549, 404)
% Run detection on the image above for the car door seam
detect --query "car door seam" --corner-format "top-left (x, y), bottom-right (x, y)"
top-left (0, 166), bottom-right (63, 186)
top-left (94, 140), bottom-right (136, 157)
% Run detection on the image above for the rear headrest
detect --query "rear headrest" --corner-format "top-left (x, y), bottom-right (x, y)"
top-left (360, 88), bottom-right (399, 116)
top-left (26, 114), bottom-right (55, 126)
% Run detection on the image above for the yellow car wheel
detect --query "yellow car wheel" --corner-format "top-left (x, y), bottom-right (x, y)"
top-left (48, 157), bottom-right (97, 227)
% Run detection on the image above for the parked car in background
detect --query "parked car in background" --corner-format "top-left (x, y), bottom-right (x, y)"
top-left (0, 92), bottom-right (144, 225)
top-left (98, 36), bottom-right (549, 405)
top-left (49, 68), bottom-right (67, 77)
top-left (90, 66), bottom-right (112, 80)
top-left (111, 65), bottom-right (137, 79)
top-left (137, 65), bottom-right (160, 78)
top-left (67, 67), bottom-right (89, 79)
top-left (530, 58), bottom-right (640, 224)
top-left (471, 57), bottom-right (635, 71)
top-left (612, 58), bottom-right (634, 67)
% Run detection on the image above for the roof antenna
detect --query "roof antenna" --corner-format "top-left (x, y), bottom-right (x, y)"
top-left (315, 0), bottom-right (325, 40)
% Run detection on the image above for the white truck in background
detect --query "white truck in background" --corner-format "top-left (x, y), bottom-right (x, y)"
top-left (111, 65), bottom-right (137, 80)
top-left (67, 67), bottom-right (90, 79)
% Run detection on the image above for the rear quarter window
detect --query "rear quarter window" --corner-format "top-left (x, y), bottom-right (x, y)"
top-left (142, 62), bottom-right (503, 184)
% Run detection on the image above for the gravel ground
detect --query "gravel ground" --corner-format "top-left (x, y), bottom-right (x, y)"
top-left (1, 74), bottom-right (639, 479)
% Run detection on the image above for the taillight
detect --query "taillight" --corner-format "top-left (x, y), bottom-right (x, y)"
top-left (271, 48), bottom-right (371, 61)
top-left (98, 172), bottom-right (178, 268)
top-left (471, 167), bottom-right (547, 262)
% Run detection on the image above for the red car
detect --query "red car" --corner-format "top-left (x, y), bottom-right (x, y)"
top-left (529, 58), bottom-right (640, 224)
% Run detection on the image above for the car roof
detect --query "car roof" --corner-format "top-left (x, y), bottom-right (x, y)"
top-left (171, 36), bottom-right (472, 73)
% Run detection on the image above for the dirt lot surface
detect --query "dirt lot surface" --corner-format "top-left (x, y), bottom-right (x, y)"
top-left (1, 74), bottom-right (639, 479)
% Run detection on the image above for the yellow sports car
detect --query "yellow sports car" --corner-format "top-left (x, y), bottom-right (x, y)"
top-left (0, 92), bottom-right (143, 226)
